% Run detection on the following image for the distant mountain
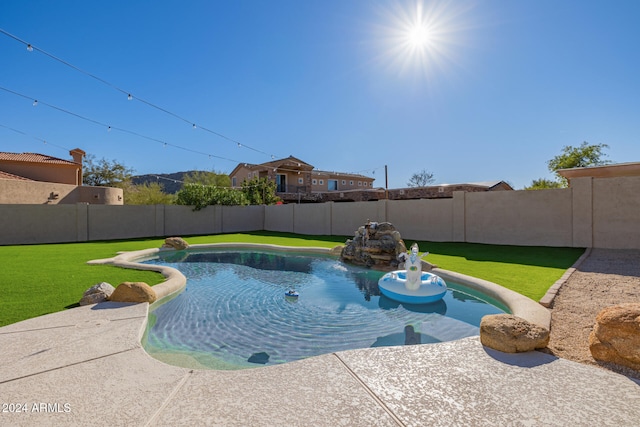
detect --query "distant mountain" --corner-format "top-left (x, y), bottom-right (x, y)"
top-left (131, 171), bottom-right (195, 194)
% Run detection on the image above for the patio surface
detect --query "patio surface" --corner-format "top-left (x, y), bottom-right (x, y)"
top-left (0, 301), bottom-right (638, 426)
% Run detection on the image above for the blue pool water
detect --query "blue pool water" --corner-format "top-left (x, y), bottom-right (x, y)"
top-left (143, 249), bottom-right (505, 369)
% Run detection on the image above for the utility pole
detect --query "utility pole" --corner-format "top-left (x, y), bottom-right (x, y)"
top-left (385, 165), bottom-right (388, 199)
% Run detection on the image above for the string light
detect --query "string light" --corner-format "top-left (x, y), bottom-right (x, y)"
top-left (0, 28), bottom-right (281, 161)
top-left (32, 100), bottom-right (38, 106)
top-left (0, 31), bottom-right (384, 182)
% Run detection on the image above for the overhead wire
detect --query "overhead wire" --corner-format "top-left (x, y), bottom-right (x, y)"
top-left (0, 28), bottom-right (383, 180)
top-left (0, 28), bottom-right (276, 159)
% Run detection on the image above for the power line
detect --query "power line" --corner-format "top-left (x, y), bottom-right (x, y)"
top-left (0, 28), bottom-right (277, 159)
top-left (0, 27), bottom-right (383, 180)
top-left (0, 85), bottom-right (241, 165)
top-left (0, 123), bottom-right (72, 155)
top-left (1, 85), bottom-right (382, 179)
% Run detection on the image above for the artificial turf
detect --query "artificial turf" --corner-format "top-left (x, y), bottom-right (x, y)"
top-left (0, 231), bottom-right (585, 328)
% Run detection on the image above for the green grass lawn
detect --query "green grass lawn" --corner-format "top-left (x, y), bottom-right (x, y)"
top-left (0, 231), bottom-right (585, 328)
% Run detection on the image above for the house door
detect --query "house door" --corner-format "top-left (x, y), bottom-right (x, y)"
top-left (276, 174), bottom-right (286, 192)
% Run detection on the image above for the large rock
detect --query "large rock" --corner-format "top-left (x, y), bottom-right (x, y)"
top-left (109, 282), bottom-right (157, 304)
top-left (340, 221), bottom-right (409, 270)
top-left (79, 282), bottom-right (115, 306)
top-left (480, 314), bottom-right (550, 353)
top-left (162, 236), bottom-right (189, 250)
top-left (589, 303), bottom-right (640, 371)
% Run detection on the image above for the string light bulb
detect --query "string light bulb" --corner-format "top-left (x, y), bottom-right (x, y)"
top-left (32, 100), bottom-right (38, 106)
top-left (26, 44), bottom-right (33, 52)
top-left (192, 123), bottom-right (197, 129)
top-left (127, 94), bottom-right (133, 101)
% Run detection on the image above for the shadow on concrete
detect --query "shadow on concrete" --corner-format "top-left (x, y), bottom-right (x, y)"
top-left (482, 347), bottom-right (557, 368)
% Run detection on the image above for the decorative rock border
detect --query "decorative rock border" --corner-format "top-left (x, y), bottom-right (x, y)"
top-left (539, 247), bottom-right (592, 308)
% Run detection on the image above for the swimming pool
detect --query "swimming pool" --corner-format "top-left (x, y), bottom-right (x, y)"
top-left (143, 248), bottom-right (505, 369)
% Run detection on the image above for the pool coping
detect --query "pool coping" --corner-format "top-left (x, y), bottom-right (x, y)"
top-left (2, 245), bottom-right (638, 424)
top-left (89, 242), bottom-right (550, 330)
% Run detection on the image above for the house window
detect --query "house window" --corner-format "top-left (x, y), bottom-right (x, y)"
top-left (328, 180), bottom-right (338, 191)
top-left (312, 179), bottom-right (317, 185)
top-left (276, 174), bottom-right (286, 192)
top-left (349, 180), bottom-right (354, 186)
top-left (298, 177), bottom-right (304, 184)
top-left (232, 177), bottom-right (237, 187)
top-left (341, 180), bottom-right (346, 185)
top-left (319, 179), bottom-right (324, 185)
top-left (358, 181), bottom-right (362, 186)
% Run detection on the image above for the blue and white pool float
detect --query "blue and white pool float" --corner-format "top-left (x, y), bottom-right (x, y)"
top-left (378, 270), bottom-right (447, 304)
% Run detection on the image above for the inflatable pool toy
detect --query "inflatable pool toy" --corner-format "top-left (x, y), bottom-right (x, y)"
top-left (285, 289), bottom-right (299, 298)
top-left (378, 243), bottom-right (447, 304)
top-left (378, 270), bottom-right (447, 304)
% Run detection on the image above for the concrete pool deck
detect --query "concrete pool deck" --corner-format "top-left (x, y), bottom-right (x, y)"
top-left (1, 301), bottom-right (639, 426)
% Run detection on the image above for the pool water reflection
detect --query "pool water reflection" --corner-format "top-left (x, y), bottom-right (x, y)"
top-left (143, 249), bottom-right (504, 369)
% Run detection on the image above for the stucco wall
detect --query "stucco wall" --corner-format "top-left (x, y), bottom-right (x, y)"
top-left (387, 198), bottom-right (455, 242)
top-left (465, 189), bottom-right (573, 246)
top-left (220, 205), bottom-right (264, 233)
top-left (265, 204), bottom-right (295, 233)
top-left (1, 175), bottom-right (639, 248)
top-left (0, 162), bottom-right (79, 185)
top-left (0, 204), bottom-right (80, 244)
top-left (330, 200), bottom-right (386, 237)
top-left (592, 176), bottom-right (640, 249)
top-left (88, 205), bottom-right (158, 240)
top-left (164, 205), bottom-right (221, 236)
top-left (293, 203), bottom-right (332, 235)
top-left (0, 180), bottom-right (123, 205)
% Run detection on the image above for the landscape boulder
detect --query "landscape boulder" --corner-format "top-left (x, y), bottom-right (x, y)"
top-left (589, 303), bottom-right (640, 371)
top-left (162, 237), bottom-right (189, 250)
top-left (79, 282), bottom-right (115, 306)
top-left (109, 282), bottom-right (157, 304)
top-left (480, 314), bottom-right (550, 353)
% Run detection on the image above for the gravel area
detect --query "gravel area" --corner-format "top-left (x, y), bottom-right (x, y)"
top-left (545, 248), bottom-right (640, 379)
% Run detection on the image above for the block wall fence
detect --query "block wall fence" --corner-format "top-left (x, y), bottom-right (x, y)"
top-left (1, 176), bottom-right (638, 249)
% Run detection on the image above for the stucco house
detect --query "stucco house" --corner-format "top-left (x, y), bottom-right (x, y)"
top-left (0, 148), bottom-right (123, 205)
top-left (229, 156), bottom-right (376, 202)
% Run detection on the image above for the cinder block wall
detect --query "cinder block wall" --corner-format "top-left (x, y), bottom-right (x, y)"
top-left (1, 175), bottom-right (639, 249)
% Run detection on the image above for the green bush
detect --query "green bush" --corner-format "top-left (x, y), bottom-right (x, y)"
top-left (175, 183), bottom-right (248, 210)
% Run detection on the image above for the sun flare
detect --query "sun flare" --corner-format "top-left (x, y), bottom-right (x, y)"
top-left (374, 0), bottom-right (473, 79)
top-left (407, 24), bottom-right (432, 49)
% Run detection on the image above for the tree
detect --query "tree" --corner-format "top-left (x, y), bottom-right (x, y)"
top-left (525, 141), bottom-right (611, 189)
top-left (175, 183), bottom-right (248, 210)
top-left (83, 154), bottom-right (134, 186)
top-left (121, 181), bottom-right (175, 205)
top-left (241, 177), bottom-right (280, 205)
top-left (524, 178), bottom-right (563, 190)
top-left (548, 141), bottom-right (610, 186)
top-left (407, 169), bottom-right (435, 187)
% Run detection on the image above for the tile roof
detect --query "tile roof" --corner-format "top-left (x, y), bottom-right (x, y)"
top-left (0, 152), bottom-right (78, 166)
top-left (0, 170), bottom-right (33, 181)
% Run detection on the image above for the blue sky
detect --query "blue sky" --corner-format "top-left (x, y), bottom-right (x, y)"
top-left (1, 0), bottom-right (639, 190)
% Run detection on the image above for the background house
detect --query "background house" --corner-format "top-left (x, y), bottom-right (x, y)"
top-left (0, 148), bottom-right (85, 185)
top-left (0, 148), bottom-right (122, 205)
top-left (230, 156), bottom-right (376, 202)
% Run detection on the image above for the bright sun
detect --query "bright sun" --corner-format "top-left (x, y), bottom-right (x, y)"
top-left (407, 24), bottom-right (432, 49)
top-left (374, 0), bottom-right (472, 79)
